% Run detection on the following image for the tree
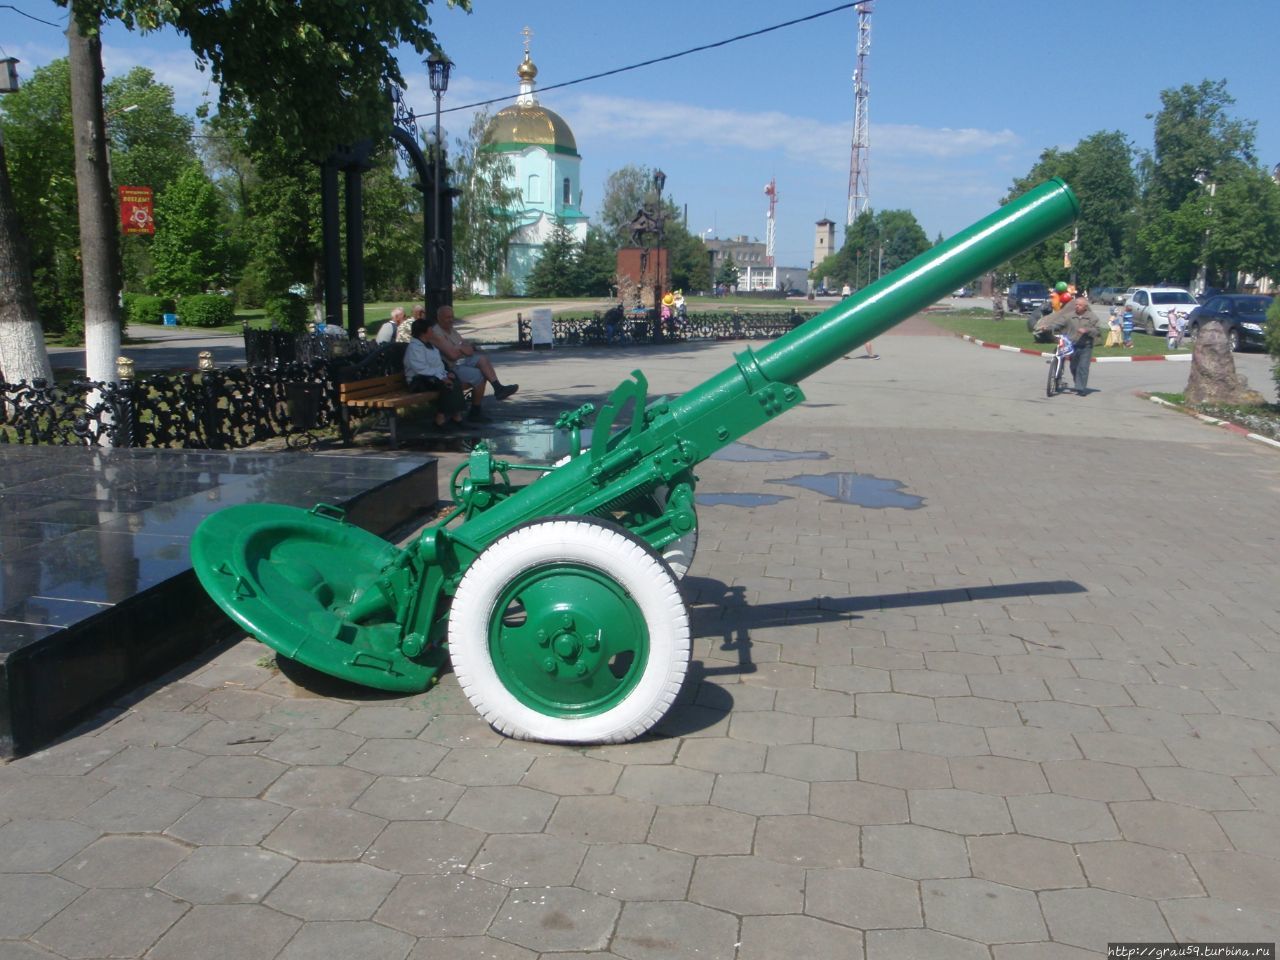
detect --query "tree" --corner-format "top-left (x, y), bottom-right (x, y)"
top-left (361, 153), bottom-right (424, 298)
top-left (578, 225), bottom-right (618, 297)
top-left (716, 254), bottom-right (740, 290)
top-left (599, 165), bottom-right (656, 246)
top-left (1204, 168), bottom-right (1280, 286)
top-left (0, 132), bottom-right (54, 383)
top-left (663, 220), bottom-right (710, 294)
top-left (811, 208), bottom-right (929, 288)
top-left (149, 162), bottom-right (228, 295)
top-left (453, 110), bottom-right (521, 293)
top-left (524, 220), bottom-right (581, 298)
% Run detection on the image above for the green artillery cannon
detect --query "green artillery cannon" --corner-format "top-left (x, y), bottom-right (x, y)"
top-left (192, 178), bottom-right (1080, 743)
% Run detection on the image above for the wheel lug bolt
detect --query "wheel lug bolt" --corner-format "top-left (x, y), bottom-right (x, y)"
top-left (585, 635), bottom-right (600, 651)
top-left (536, 630), bottom-right (549, 647)
top-left (561, 613), bottom-right (574, 629)
top-left (576, 662), bottom-right (589, 676)
top-left (542, 658), bottom-right (557, 674)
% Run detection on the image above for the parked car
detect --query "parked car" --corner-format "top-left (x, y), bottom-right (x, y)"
top-left (1124, 286), bottom-right (1198, 335)
top-left (1184, 294), bottom-right (1274, 351)
top-left (1195, 286), bottom-right (1223, 305)
top-left (1006, 281), bottom-right (1050, 313)
top-left (1089, 286), bottom-right (1126, 305)
top-left (952, 286), bottom-right (973, 298)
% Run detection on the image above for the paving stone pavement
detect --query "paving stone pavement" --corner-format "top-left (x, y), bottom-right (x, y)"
top-left (3, 327), bottom-right (1279, 959)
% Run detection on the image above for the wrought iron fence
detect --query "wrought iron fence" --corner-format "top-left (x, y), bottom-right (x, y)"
top-left (516, 309), bottom-right (818, 348)
top-left (0, 343), bottom-right (405, 449)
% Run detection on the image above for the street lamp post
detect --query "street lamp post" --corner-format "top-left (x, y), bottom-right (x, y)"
top-left (427, 53), bottom-right (452, 321)
top-left (653, 169), bottom-right (666, 341)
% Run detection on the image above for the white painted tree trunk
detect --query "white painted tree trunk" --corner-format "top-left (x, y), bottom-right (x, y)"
top-left (0, 133), bottom-right (54, 384)
top-left (67, 7), bottom-right (122, 388)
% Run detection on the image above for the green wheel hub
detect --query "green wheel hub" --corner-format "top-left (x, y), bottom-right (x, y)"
top-left (489, 563), bottom-right (649, 717)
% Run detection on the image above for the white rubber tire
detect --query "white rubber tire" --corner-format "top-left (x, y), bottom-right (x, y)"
top-left (448, 517), bottom-right (690, 743)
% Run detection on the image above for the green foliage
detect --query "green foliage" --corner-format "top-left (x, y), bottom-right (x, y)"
top-left (150, 162), bottom-right (229, 295)
top-left (663, 220), bottom-right (711, 294)
top-left (66, 0), bottom-right (471, 158)
top-left (524, 220), bottom-right (582, 298)
top-left (599, 165), bottom-right (657, 246)
top-left (813, 208), bottom-right (930, 288)
top-left (494, 273), bottom-right (518, 298)
top-left (179, 292), bottom-right (235, 327)
top-left (264, 293), bottom-right (309, 333)
top-left (122, 293), bottom-right (176, 325)
top-left (454, 110), bottom-right (522, 292)
top-left (716, 254), bottom-right (740, 289)
top-left (362, 153), bottom-right (423, 298)
top-left (578, 226), bottom-right (618, 297)
top-left (1266, 297), bottom-right (1280, 397)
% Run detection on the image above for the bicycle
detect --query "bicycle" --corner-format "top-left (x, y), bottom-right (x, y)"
top-left (1046, 333), bottom-right (1073, 397)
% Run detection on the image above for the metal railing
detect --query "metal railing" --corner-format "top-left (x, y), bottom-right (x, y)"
top-left (516, 309), bottom-right (818, 348)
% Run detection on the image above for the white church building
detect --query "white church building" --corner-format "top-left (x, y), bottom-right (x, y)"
top-left (482, 43), bottom-right (589, 293)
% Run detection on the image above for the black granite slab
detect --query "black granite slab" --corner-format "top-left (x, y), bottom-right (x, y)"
top-left (0, 446), bottom-right (438, 756)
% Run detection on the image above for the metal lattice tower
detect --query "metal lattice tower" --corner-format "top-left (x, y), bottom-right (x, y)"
top-left (845, 1), bottom-right (872, 226)
top-left (764, 178), bottom-right (778, 267)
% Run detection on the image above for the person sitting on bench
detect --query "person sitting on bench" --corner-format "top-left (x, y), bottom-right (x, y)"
top-left (428, 306), bottom-right (518, 423)
top-left (405, 317), bottom-right (465, 429)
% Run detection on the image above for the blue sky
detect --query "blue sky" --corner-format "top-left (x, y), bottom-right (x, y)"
top-left (4, 0), bottom-right (1277, 271)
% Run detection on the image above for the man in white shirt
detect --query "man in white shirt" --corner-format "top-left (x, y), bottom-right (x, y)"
top-left (376, 307), bottom-right (406, 344)
top-left (405, 317), bottom-right (465, 427)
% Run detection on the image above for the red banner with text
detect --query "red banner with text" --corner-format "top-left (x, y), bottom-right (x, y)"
top-left (119, 186), bottom-right (154, 235)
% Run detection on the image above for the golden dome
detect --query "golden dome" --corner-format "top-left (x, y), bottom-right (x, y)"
top-left (517, 53), bottom-right (537, 82)
top-left (484, 103), bottom-right (579, 155)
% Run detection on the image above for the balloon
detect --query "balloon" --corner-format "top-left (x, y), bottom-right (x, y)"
top-left (1055, 281), bottom-right (1068, 293)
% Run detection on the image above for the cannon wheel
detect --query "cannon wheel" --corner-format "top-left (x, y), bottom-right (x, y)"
top-left (449, 516), bottom-right (690, 743)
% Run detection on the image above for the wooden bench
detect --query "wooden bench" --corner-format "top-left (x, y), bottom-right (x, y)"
top-left (338, 373), bottom-right (438, 448)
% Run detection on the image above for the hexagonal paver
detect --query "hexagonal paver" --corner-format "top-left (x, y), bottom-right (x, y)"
top-left (615, 765), bottom-right (715, 805)
top-left (1075, 840), bottom-right (1203, 899)
top-left (810, 780), bottom-right (907, 824)
top-left (96, 745), bottom-right (202, 787)
top-left (739, 915), bottom-right (863, 960)
top-left (1190, 851), bottom-right (1280, 912)
top-left (897, 722), bottom-right (989, 757)
top-left (446, 786), bottom-right (557, 834)
top-left (866, 928), bottom-right (989, 960)
top-left (948, 756), bottom-right (1048, 796)
top-left (157, 845), bottom-right (295, 904)
top-left (1074, 731), bottom-right (1175, 767)
top-left (266, 861), bottom-right (398, 919)
top-left (968, 835), bottom-right (1084, 890)
top-left (805, 867), bottom-right (922, 929)
top-left (33, 888), bottom-right (188, 959)
top-left (1161, 897), bottom-right (1280, 945)
top-left (612, 900), bottom-right (739, 960)
top-left (363, 820), bottom-right (485, 875)
top-left (339, 705), bottom-right (432, 739)
top-left (198, 689), bottom-right (278, 721)
top-left (862, 824), bottom-right (969, 880)
top-left (1217, 811), bottom-right (1280, 858)
top-left (575, 843), bottom-right (693, 900)
top-left (265, 807), bottom-right (386, 860)
top-left (908, 788), bottom-right (1012, 835)
top-left (728, 710), bottom-right (814, 745)
top-left (921, 878), bottom-right (1046, 942)
top-left (264, 766), bottom-right (374, 808)
top-left (178, 719), bottom-right (283, 756)
top-left (55, 835), bottom-right (188, 887)
top-left (263, 700), bottom-right (354, 730)
top-left (689, 855), bottom-right (805, 915)
top-left (0, 874), bottom-right (82, 938)
top-left (519, 754), bottom-right (625, 794)
top-left (857, 751), bottom-right (951, 789)
top-left (1139, 766), bottom-right (1252, 810)
top-left (710, 772), bottom-right (808, 815)
top-left (764, 743), bottom-right (858, 781)
top-left (353, 776), bottom-right (464, 820)
top-left (419, 714), bottom-right (507, 748)
top-left (259, 728), bottom-right (363, 766)
top-left (0, 819), bottom-right (101, 872)
top-left (1112, 800), bottom-right (1231, 852)
top-left (278, 920), bottom-right (417, 960)
top-left (813, 716), bottom-right (900, 751)
top-left (166, 797), bottom-right (290, 846)
top-left (675, 738), bottom-right (767, 774)
top-left (1165, 736), bottom-right (1272, 777)
top-left (1007, 794), bottom-right (1118, 843)
top-left (648, 804), bottom-right (754, 855)
top-left (986, 727), bottom-right (1080, 763)
top-left (546, 795), bottom-right (655, 844)
top-left (754, 814), bottom-right (860, 868)
top-left (147, 904), bottom-right (300, 960)
top-left (1040, 759), bottom-right (1150, 801)
top-left (375, 874), bottom-right (507, 937)
top-left (468, 833), bottom-right (586, 887)
top-left (74, 784), bottom-right (199, 833)
top-left (488, 886), bottom-right (620, 953)
top-left (431, 749), bottom-right (538, 787)
top-left (173, 755), bottom-right (287, 797)
top-left (1040, 888), bottom-right (1171, 952)
top-left (345, 739), bottom-right (448, 777)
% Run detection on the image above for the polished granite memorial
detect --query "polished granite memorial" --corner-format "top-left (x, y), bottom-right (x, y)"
top-left (0, 445), bottom-right (438, 755)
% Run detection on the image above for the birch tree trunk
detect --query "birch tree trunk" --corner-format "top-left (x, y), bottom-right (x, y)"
top-left (0, 133), bottom-right (54, 384)
top-left (67, 6), bottom-right (122, 386)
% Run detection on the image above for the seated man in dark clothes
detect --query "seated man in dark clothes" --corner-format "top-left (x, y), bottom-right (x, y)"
top-left (405, 317), bottom-right (466, 428)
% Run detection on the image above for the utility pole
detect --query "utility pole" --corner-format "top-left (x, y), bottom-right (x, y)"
top-left (845, 1), bottom-right (873, 227)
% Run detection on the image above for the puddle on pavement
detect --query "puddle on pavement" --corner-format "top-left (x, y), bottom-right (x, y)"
top-left (695, 492), bottom-right (794, 508)
top-left (711, 442), bottom-right (830, 463)
top-left (767, 472), bottom-right (925, 509)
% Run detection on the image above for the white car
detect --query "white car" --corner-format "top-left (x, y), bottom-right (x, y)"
top-left (1125, 287), bottom-right (1198, 335)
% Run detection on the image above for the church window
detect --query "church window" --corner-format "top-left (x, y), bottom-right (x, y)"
top-left (527, 174), bottom-right (540, 201)
top-left (563, 177), bottom-right (571, 205)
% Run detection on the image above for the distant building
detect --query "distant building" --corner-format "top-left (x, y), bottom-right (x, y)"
top-left (813, 218), bottom-right (837, 272)
top-left (705, 235), bottom-right (805, 293)
top-left (481, 43), bottom-right (589, 293)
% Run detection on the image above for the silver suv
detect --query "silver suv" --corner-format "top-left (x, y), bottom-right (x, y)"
top-left (1124, 287), bottom-right (1198, 335)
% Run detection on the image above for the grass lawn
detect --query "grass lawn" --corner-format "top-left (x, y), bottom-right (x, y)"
top-left (926, 307), bottom-right (1193, 357)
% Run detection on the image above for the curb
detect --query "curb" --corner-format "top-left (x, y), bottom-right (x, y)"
top-left (1147, 394), bottom-right (1280, 450)
top-left (956, 333), bottom-right (1192, 363)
